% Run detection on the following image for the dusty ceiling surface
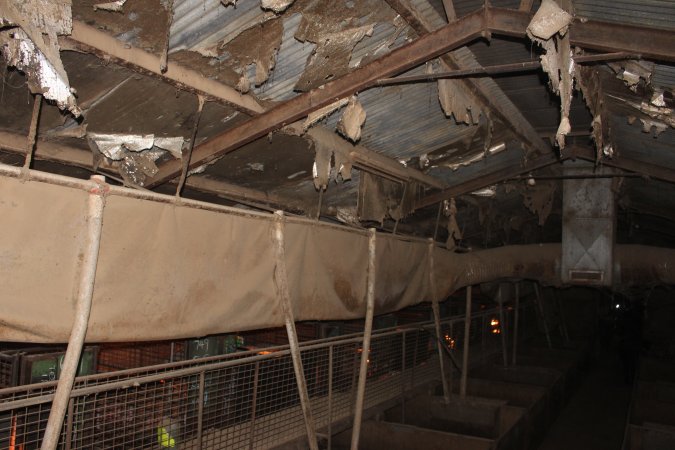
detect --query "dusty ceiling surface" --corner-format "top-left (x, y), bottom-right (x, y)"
top-left (1, 0), bottom-right (674, 249)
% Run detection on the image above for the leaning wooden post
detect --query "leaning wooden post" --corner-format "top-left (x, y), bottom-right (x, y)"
top-left (460, 285), bottom-right (472, 400)
top-left (272, 211), bottom-right (319, 450)
top-left (534, 282), bottom-right (553, 349)
top-left (429, 239), bottom-right (451, 403)
top-left (350, 228), bottom-right (377, 450)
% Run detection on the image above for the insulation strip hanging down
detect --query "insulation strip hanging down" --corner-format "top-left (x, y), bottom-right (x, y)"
top-left (0, 164), bottom-right (674, 343)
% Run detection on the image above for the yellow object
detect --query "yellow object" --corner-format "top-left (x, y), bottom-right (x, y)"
top-left (158, 425), bottom-right (176, 448)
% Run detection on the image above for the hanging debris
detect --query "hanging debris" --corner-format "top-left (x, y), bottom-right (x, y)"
top-left (203, 17), bottom-right (283, 93)
top-left (607, 60), bottom-right (654, 92)
top-left (261, 0), bottom-right (295, 14)
top-left (521, 181), bottom-right (556, 226)
top-left (306, 127), bottom-right (352, 190)
top-left (0, 0), bottom-right (80, 115)
top-left (87, 133), bottom-right (185, 187)
top-left (576, 65), bottom-right (610, 160)
top-left (438, 78), bottom-right (482, 125)
top-left (293, 0), bottom-right (396, 91)
top-left (93, 0), bottom-right (128, 12)
top-left (357, 172), bottom-right (418, 224)
top-left (445, 198), bottom-right (462, 251)
top-left (526, 0), bottom-right (574, 150)
top-left (336, 96), bottom-right (367, 142)
top-left (610, 94), bottom-right (675, 136)
top-left (303, 97), bottom-right (349, 131)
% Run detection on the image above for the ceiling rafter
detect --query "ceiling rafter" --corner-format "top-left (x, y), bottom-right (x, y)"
top-left (489, 7), bottom-right (675, 62)
top-left (63, 21), bottom-right (265, 116)
top-left (0, 131), bottom-right (305, 212)
top-left (383, 0), bottom-right (552, 156)
top-left (415, 150), bottom-right (564, 209)
top-left (143, 8), bottom-right (489, 187)
top-left (64, 20), bottom-right (446, 193)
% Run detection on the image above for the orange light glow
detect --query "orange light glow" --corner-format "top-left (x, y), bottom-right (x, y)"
top-left (257, 350), bottom-right (274, 355)
top-left (492, 328), bottom-right (501, 334)
top-left (490, 318), bottom-right (499, 326)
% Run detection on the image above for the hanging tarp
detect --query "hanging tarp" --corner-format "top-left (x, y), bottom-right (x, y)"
top-left (0, 166), bottom-right (674, 343)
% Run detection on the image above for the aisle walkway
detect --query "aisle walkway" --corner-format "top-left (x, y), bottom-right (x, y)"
top-left (538, 352), bottom-right (632, 450)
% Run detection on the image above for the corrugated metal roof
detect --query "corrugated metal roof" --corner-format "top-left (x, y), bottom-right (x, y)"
top-left (170, 0), bottom-right (267, 53)
top-left (574, 0), bottom-right (675, 31)
top-left (652, 64), bottom-right (675, 91)
top-left (324, 64), bottom-right (479, 160)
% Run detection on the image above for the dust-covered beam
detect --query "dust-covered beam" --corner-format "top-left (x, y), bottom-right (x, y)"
top-left (0, 131), bottom-right (302, 211)
top-left (63, 21), bottom-right (265, 115)
top-left (488, 7), bottom-right (675, 62)
top-left (384, 0), bottom-right (551, 156)
top-left (416, 151), bottom-right (563, 209)
top-left (144, 9), bottom-right (488, 187)
top-left (573, 147), bottom-right (675, 185)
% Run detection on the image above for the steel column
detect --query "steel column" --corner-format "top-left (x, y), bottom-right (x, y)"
top-left (248, 361), bottom-right (260, 450)
top-left (429, 240), bottom-right (451, 403)
top-left (350, 228), bottom-right (377, 450)
top-left (196, 371), bottom-right (205, 449)
top-left (460, 285), bottom-right (472, 400)
top-left (534, 283), bottom-right (553, 349)
top-left (273, 211), bottom-right (319, 450)
top-left (41, 175), bottom-right (107, 450)
top-left (327, 344), bottom-right (334, 450)
top-left (498, 285), bottom-right (508, 367)
top-left (512, 283), bottom-right (520, 366)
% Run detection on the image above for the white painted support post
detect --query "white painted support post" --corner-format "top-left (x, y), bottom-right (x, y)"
top-left (350, 228), bottom-right (377, 450)
top-left (429, 239), bottom-right (451, 403)
top-left (41, 175), bottom-right (107, 450)
top-left (512, 283), bottom-right (520, 366)
top-left (272, 212), bottom-right (319, 450)
top-left (460, 285), bottom-right (472, 400)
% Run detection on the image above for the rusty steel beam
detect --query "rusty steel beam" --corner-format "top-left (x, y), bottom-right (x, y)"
top-left (487, 7), bottom-right (675, 62)
top-left (416, 150), bottom-right (563, 209)
top-left (518, 0), bottom-right (535, 12)
top-left (64, 21), bottom-right (265, 115)
top-left (144, 9), bottom-right (488, 187)
top-left (383, 0), bottom-right (552, 157)
top-left (572, 146), bottom-right (675, 185)
top-left (0, 131), bottom-right (303, 211)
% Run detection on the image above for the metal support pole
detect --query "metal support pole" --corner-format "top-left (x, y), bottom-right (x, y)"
top-left (65, 399), bottom-right (74, 450)
top-left (460, 286), bottom-right (472, 400)
top-left (196, 371), bottom-right (205, 449)
top-left (272, 211), bottom-right (319, 450)
top-left (327, 345), bottom-right (334, 450)
top-left (350, 228), bottom-right (377, 450)
top-left (400, 331), bottom-right (406, 423)
top-left (498, 285), bottom-right (508, 368)
top-left (534, 283), bottom-right (553, 349)
top-left (512, 283), bottom-right (520, 366)
top-left (429, 239), bottom-right (450, 403)
top-left (41, 175), bottom-right (106, 450)
top-left (556, 290), bottom-right (571, 344)
top-left (248, 361), bottom-right (260, 450)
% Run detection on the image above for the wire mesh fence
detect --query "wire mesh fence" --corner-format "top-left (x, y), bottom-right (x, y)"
top-left (0, 302), bottom-right (537, 449)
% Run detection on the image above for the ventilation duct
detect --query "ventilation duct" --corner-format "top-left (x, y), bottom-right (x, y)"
top-left (561, 161), bottom-right (616, 286)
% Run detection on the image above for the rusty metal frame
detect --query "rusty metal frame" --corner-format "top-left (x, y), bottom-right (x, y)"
top-left (145, 9), bottom-right (488, 186)
top-left (383, 0), bottom-right (552, 157)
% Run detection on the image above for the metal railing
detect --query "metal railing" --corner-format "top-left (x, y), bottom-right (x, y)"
top-left (0, 303), bottom-right (536, 449)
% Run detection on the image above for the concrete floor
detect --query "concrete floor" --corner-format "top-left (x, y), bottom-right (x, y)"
top-left (537, 351), bottom-right (632, 450)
